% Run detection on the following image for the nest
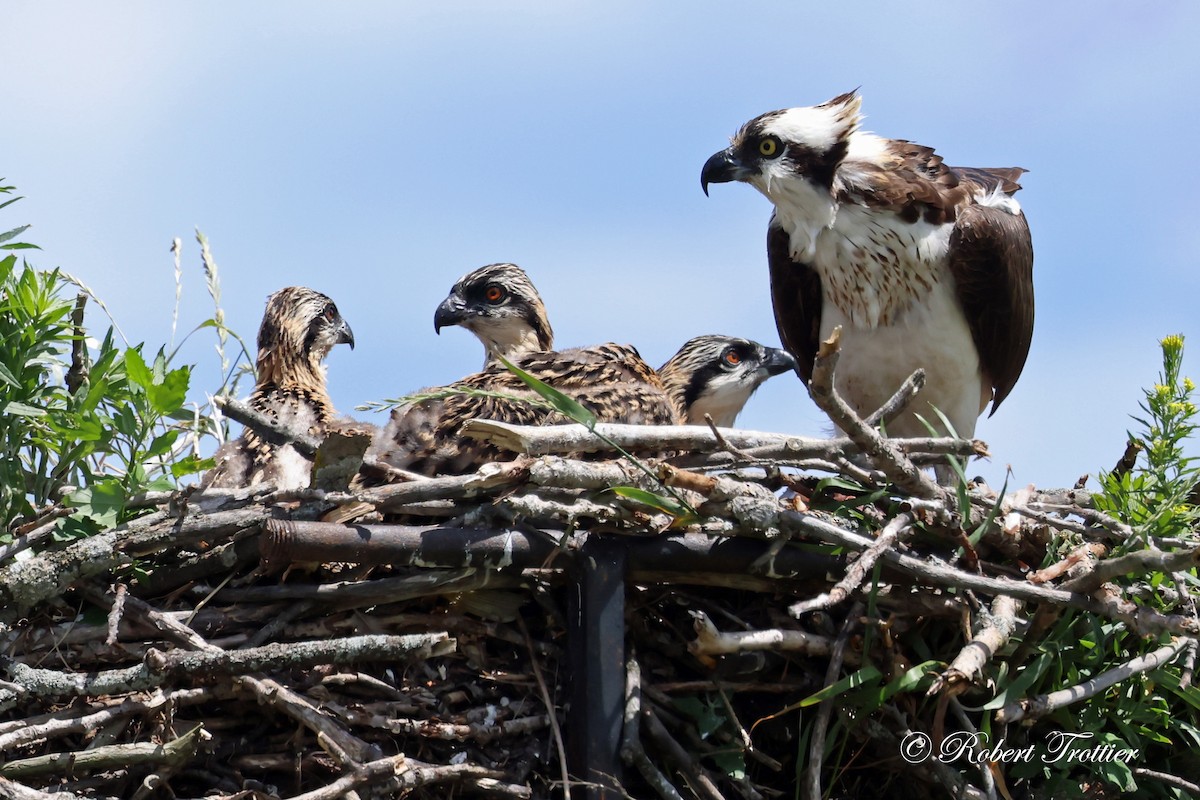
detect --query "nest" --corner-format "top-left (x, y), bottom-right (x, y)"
top-left (0, 338), bottom-right (1195, 799)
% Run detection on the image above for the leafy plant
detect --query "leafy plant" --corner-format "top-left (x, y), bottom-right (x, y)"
top-left (0, 187), bottom-right (247, 541)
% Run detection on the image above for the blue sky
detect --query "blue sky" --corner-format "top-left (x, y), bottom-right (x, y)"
top-left (4, 2), bottom-right (1198, 489)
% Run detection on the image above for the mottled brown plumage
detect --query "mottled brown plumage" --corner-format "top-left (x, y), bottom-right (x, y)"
top-left (658, 335), bottom-right (797, 426)
top-left (373, 343), bottom-right (679, 476)
top-left (434, 263), bottom-right (554, 368)
top-left (203, 287), bottom-right (355, 490)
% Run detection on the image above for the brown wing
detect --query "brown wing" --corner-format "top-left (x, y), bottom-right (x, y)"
top-left (374, 343), bottom-right (679, 476)
top-left (948, 203), bottom-right (1034, 414)
top-left (767, 217), bottom-right (823, 385)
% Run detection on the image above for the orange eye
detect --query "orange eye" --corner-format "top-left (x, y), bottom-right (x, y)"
top-left (485, 285), bottom-right (506, 303)
top-left (323, 305), bottom-right (337, 321)
top-left (723, 349), bottom-right (742, 367)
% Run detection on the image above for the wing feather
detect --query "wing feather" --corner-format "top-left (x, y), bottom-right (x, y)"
top-left (767, 217), bottom-right (823, 385)
top-left (948, 204), bottom-right (1035, 413)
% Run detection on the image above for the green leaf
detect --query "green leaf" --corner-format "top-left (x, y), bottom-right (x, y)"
top-left (798, 666), bottom-right (883, 707)
top-left (606, 485), bottom-right (698, 526)
top-left (124, 348), bottom-right (153, 389)
top-left (69, 479), bottom-right (126, 527)
top-left (856, 660), bottom-right (941, 713)
top-left (51, 416), bottom-right (106, 442)
top-left (498, 355), bottom-right (598, 430)
top-left (171, 455), bottom-right (215, 479)
top-left (0, 224), bottom-right (30, 245)
top-left (708, 747), bottom-right (746, 781)
top-left (672, 696), bottom-right (725, 740)
top-left (146, 366), bottom-right (190, 414)
top-left (146, 430), bottom-right (180, 458)
top-left (0, 400), bottom-right (46, 417)
top-left (984, 652), bottom-right (1053, 710)
top-left (0, 243), bottom-right (41, 251)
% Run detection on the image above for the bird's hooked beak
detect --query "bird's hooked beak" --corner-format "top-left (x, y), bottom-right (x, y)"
top-left (336, 317), bottom-right (355, 350)
top-left (701, 147), bottom-right (744, 196)
top-left (761, 347), bottom-right (798, 378)
top-left (434, 293), bottom-right (468, 335)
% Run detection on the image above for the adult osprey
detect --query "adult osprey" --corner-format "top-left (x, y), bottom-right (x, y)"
top-left (701, 91), bottom-right (1034, 441)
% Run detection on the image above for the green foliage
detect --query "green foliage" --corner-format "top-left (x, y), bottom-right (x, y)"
top-left (1097, 334), bottom-right (1198, 549)
top-left (997, 335), bottom-right (1200, 797)
top-left (0, 188), bottom-right (245, 541)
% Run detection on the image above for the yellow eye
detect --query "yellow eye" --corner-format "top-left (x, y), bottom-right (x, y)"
top-left (485, 285), bottom-right (506, 303)
top-left (723, 349), bottom-right (742, 367)
top-left (758, 136), bottom-right (780, 158)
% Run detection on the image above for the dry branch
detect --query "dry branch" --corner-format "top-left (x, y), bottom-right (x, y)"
top-left (997, 638), bottom-right (1191, 723)
top-left (0, 724), bottom-right (205, 780)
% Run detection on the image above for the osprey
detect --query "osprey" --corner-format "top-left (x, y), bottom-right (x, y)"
top-left (701, 91), bottom-right (1034, 441)
top-left (203, 286), bottom-right (355, 490)
top-left (373, 343), bottom-right (680, 476)
top-left (434, 262), bottom-right (554, 368)
top-left (432, 265), bottom-right (795, 426)
top-left (659, 335), bottom-right (797, 427)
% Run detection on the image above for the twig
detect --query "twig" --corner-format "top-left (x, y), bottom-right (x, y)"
top-left (863, 369), bottom-right (926, 428)
top-left (0, 506), bottom-right (269, 620)
top-left (461, 419), bottom-right (983, 462)
top-left (789, 513), bottom-right (911, 617)
top-left (518, 616), bottom-right (570, 800)
top-left (1134, 768), bottom-right (1200, 795)
top-left (804, 601), bottom-right (862, 800)
top-left (0, 776), bottom-right (69, 800)
top-left (806, 327), bottom-right (950, 502)
top-left (997, 638), bottom-right (1191, 723)
top-left (688, 611), bottom-right (858, 664)
top-left (284, 754), bottom-right (509, 800)
top-left (0, 724), bottom-right (206, 779)
top-left (65, 293), bottom-right (88, 395)
top-left (929, 594), bottom-right (1022, 697)
top-left (214, 395), bottom-right (322, 456)
top-left (641, 706), bottom-right (727, 800)
top-left (621, 655), bottom-right (685, 800)
top-left (3, 633), bottom-right (452, 704)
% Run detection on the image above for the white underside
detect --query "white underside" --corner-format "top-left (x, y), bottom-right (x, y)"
top-left (762, 178), bottom-right (989, 438)
top-left (820, 284), bottom-right (985, 439)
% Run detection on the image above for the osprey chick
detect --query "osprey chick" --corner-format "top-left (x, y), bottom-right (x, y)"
top-left (701, 91), bottom-right (1034, 440)
top-left (434, 262), bottom-right (554, 368)
top-left (659, 335), bottom-right (796, 427)
top-left (204, 286), bottom-right (355, 490)
top-left (374, 343), bottom-right (679, 477)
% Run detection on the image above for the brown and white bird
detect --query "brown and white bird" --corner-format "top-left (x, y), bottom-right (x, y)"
top-left (659, 335), bottom-right (797, 427)
top-left (373, 343), bottom-right (679, 476)
top-left (701, 91), bottom-right (1034, 441)
top-left (431, 266), bottom-right (794, 427)
top-left (434, 263), bottom-right (554, 368)
top-left (204, 286), bottom-right (355, 490)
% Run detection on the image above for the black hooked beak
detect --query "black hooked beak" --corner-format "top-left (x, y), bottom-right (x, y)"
top-left (433, 293), bottom-right (468, 334)
top-left (701, 147), bottom-right (742, 196)
top-left (761, 347), bottom-right (798, 378)
top-left (336, 317), bottom-right (355, 350)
